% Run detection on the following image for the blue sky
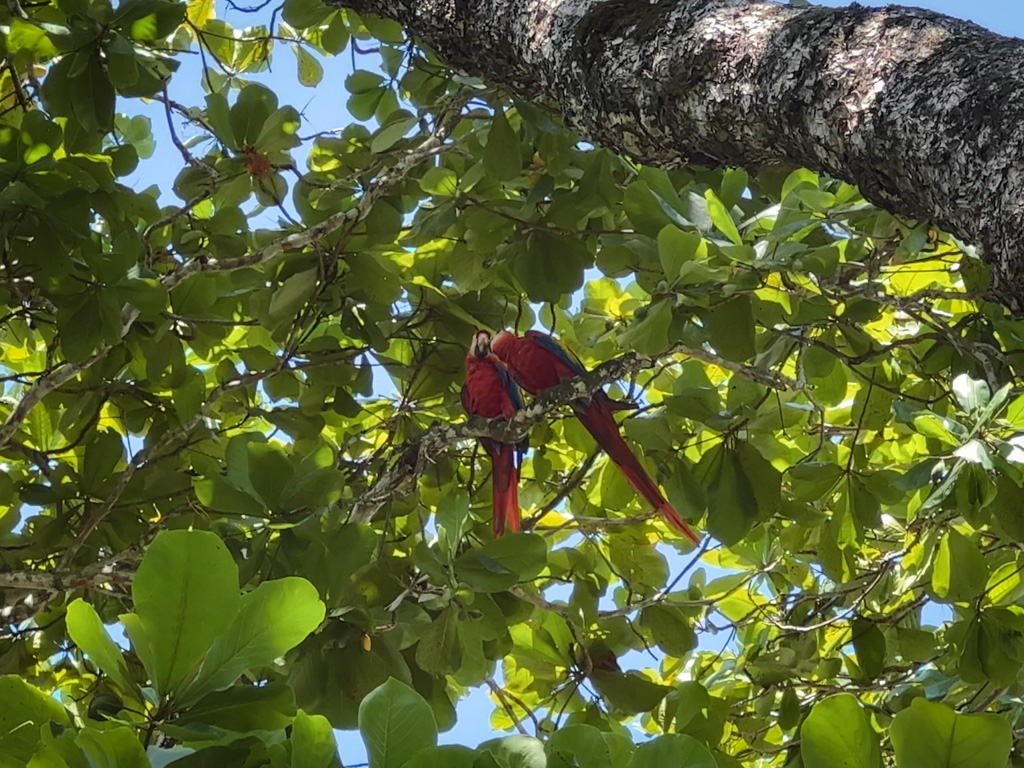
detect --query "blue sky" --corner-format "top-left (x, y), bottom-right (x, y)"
top-left (819, 0), bottom-right (1019, 35)
top-left (816, 0), bottom-right (1023, 35)
top-left (113, 1), bottom-right (1024, 764)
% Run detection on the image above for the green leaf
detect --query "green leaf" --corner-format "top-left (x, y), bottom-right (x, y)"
top-left (269, 269), bottom-right (317, 322)
top-left (590, 670), bottom-right (671, 715)
top-left (478, 736), bottom-right (546, 768)
top-left (291, 709), bottom-right (341, 768)
top-left (72, 55), bottom-right (117, 134)
top-left (77, 725), bottom-right (149, 768)
top-left (983, 559), bottom-right (1024, 607)
top-left (889, 698), bottom-right (1011, 768)
top-left (455, 533), bottom-right (548, 592)
top-left (56, 290), bottom-right (107, 362)
top-left (704, 189), bottom-right (742, 244)
top-left (283, 467), bottom-right (346, 510)
top-left (483, 109), bottom-right (521, 181)
top-left (801, 694), bottom-right (881, 768)
top-left (624, 179), bottom-right (696, 236)
top-left (719, 168), bottom-right (749, 208)
top-left (125, 530), bottom-right (240, 696)
top-left (851, 618), bottom-right (886, 681)
top-left (8, 18), bottom-right (60, 59)
top-left (106, 33), bottom-right (140, 90)
top-left (230, 84), bottom-right (278, 148)
top-left (1004, 392), bottom-right (1024, 425)
top-left (898, 627), bottom-right (937, 663)
top-left (629, 734), bottom-right (715, 768)
top-left (115, 0), bottom-right (186, 40)
top-left (992, 475), bottom-right (1024, 541)
top-left (205, 92), bottom-right (236, 148)
top-left (619, 300), bottom-right (672, 356)
top-left (512, 231), bottom-right (591, 304)
top-left (348, 86), bottom-right (390, 122)
top-left (640, 605), bottom-right (696, 657)
top-left (952, 374), bottom-right (991, 416)
top-left (245, 441), bottom-right (294, 510)
top-left (703, 296), bottom-right (756, 361)
top-left (371, 116), bottom-right (417, 154)
top-left (66, 599), bottom-right (135, 693)
top-left (781, 168), bottom-right (819, 199)
top-left (547, 724), bottom-right (612, 768)
top-left (281, 0), bottom-right (332, 27)
top-left (80, 429), bottom-right (125, 495)
top-left (960, 608), bottom-right (1024, 686)
top-left (657, 225), bottom-right (704, 282)
top-left (436, 489), bottom-right (470, 563)
top-left (607, 529), bottom-right (669, 590)
top-left (183, 577), bottom-right (325, 705)
top-left (420, 166), bottom-right (458, 195)
top-left (931, 529), bottom-right (988, 603)
top-left (294, 45), bottom-right (324, 87)
top-left (194, 473), bottom-right (266, 517)
top-left (256, 106), bottom-right (302, 154)
top-left (415, 607), bottom-right (463, 676)
top-left (346, 69), bottom-right (384, 94)
top-left (357, 678), bottom-right (437, 768)
top-left (175, 683), bottom-right (296, 733)
top-left (321, 14), bottom-right (350, 54)
top-left (115, 277), bottom-right (168, 319)
top-left (407, 745), bottom-right (477, 768)
top-left (0, 676), bottom-right (70, 761)
top-left (699, 445), bottom-right (759, 545)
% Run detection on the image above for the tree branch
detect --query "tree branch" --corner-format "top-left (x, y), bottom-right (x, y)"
top-left (0, 350), bottom-right (109, 453)
top-left (161, 92), bottom-right (468, 290)
top-left (350, 341), bottom-right (795, 522)
top-left (0, 94), bottom-right (467, 481)
top-left (59, 347), bottom-right (366, 567)
top-left (0, 554), bottom-right (137, 625)
top-left (327, 0), bottom-right (1024, 312)
top-left (0, 567), bottom-right (133, 596)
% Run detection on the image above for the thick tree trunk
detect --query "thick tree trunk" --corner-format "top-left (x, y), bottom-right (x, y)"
top-left (326, 0), bottom-right (1024, 313)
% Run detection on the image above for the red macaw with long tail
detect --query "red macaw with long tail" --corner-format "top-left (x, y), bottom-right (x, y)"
top-left (491, 330), bottom-right (701, 545)
top-left (461, 330), bottom-right (528, 536)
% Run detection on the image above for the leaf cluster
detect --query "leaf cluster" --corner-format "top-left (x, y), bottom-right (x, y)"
top-left (0, 0), bottom-right (1022, 765)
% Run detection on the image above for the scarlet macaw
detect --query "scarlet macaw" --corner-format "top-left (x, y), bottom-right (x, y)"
top-left (491, 330), bottom-right (701, 545)
top-left (461, 330), bottom-right (527, 536)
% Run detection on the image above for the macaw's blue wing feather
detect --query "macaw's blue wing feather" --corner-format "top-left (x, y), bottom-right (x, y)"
top-left (527, 332), bottom-right (631, 412)
top-left (527, 331), bottom-right (587, 377)
top-left (492, 356), bottom-right (525, 411)
top-left (489, 355), bottom-right (528, 459)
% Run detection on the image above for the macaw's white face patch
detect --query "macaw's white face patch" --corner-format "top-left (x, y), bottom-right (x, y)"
top-left (471, 329), bottom-right (493, 357)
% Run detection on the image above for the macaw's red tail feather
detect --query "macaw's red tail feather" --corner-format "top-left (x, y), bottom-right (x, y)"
top-left (655, 501), bottom-right (701, 545)
top-left (574, 402), bottom-right (664, 509)
top-left (491, 444), bottom-right (522, 537)
top-left (575, 401), bottom-right (701, 545)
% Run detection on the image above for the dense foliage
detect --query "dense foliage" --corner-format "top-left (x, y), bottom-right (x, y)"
top-left (0, 0), bottom-right (1021, 765)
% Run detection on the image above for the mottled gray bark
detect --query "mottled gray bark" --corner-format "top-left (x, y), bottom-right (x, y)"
top-left (325, 0), bottom-right (1024, 313)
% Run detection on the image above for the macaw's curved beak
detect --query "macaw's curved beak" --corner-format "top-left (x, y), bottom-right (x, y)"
top-left (472, 330), bottom-right (492, 358)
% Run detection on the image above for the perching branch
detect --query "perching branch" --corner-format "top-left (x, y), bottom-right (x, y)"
top-left (350, 340), bottom-right (797, 523)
